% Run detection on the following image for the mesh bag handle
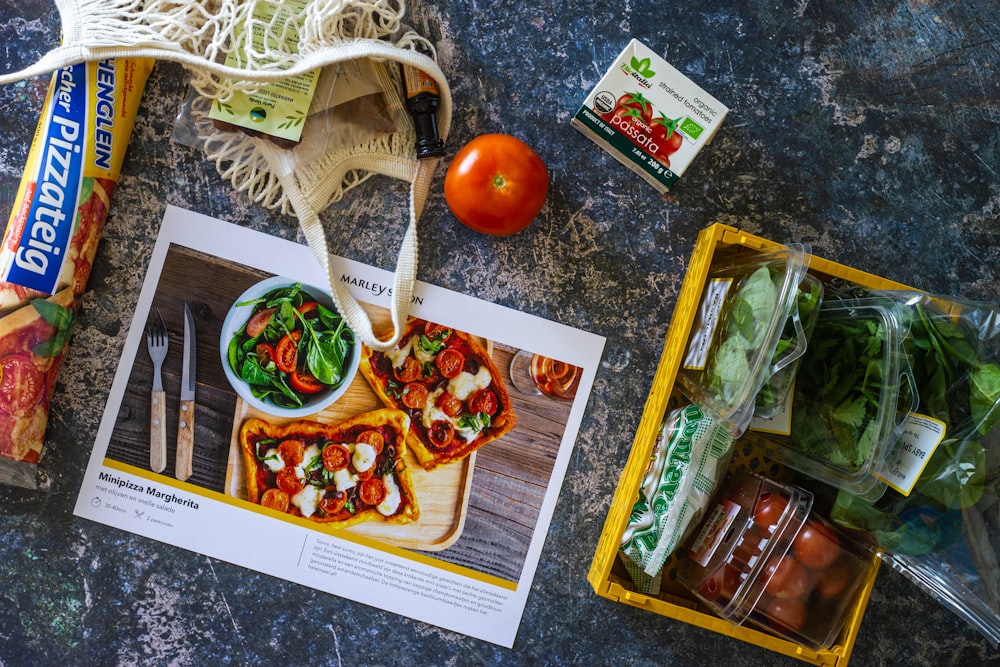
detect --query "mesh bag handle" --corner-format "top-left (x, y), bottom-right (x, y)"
top-left (0, 0), bottom-right (451, 351)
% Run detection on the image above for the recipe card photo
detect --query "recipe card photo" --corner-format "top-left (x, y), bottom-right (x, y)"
top-left (74, 205), bottom-right (606, 648)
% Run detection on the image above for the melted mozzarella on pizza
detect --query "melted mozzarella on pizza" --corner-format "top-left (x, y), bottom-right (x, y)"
top-left (377, 473), bottom-right (401, 516)
top-left (294, 444), bottom-right (321, 478)
top-left (262, 448), bottom-right (285, 472)
top-left (351, 442), bottom-right (377, 473)
top-left (447, 366), bottom-right (492, 400)
top-left (333, 467), bottom-right (357, 492)
top-left (292, 484), bottom-right (323, 518)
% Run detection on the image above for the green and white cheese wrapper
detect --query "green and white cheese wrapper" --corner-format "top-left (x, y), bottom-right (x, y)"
top-left (619, 404), bottom-right (735, 593)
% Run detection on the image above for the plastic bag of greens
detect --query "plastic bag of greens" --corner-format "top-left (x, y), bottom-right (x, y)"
top-left (830, 292), bottom-right (1000, 644)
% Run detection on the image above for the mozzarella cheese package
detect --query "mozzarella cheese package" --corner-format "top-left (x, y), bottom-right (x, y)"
top-left (618, 403), bottom-right (734, 594)
top-left (0, 57), bottom-right (153, 488)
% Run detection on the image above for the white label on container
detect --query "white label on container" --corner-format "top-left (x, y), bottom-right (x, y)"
top-left (688, 498), bottom-right (740, 567)
top-left (878, 413), bottom-right (946, 496)
top-left (683, 278), bottom-right (733, 370)
top-left (748, 387), bottom-right (793, 435)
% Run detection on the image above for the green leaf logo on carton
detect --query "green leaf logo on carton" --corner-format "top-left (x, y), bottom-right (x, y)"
top-left (621, 56), bottom-right (656, 89)
top-left (630, 56), bottom-right (656, 79)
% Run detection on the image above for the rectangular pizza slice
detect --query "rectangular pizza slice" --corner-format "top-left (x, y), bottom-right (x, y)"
top-left (358, 318), bottom-right (517, 470)
top-left (239, 408), bottom-right (419, 527)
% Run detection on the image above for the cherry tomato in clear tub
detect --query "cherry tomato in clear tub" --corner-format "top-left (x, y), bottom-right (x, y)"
top-left (793, 519), bottom-right (841, 570)
top-left (444, 133), bottom-right (549, 236)
top-left (764, 555), bottom-right (811, 599)
top-left (764, 597), bottom-right (808, 633)
top-left (753, 491), bottom-right (789, 532)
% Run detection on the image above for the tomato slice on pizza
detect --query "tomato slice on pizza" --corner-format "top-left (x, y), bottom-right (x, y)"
top-left (239, 409), bottom-right (419, 527)
top-left (358, 319), bottom-right (517, 470)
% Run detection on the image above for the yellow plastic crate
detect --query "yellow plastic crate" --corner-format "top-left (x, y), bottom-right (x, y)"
top-left (589, 223), bottom-right (916, 666)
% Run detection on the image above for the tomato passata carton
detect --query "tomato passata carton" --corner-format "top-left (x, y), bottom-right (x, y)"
top-left (572, 39), bottom-right (728, 193)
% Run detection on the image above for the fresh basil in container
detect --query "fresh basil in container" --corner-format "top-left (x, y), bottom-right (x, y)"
top-left (677, 244), bottom-right (818, 436)
top-left (750, 298), bottom-right (917, 500)
top-left (754, 273), bottom-right (824, 420)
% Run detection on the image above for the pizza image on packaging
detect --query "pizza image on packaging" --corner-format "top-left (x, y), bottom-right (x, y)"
top-left (0, 287), bottom-right (76, 468)
top-left (239, 409), bottom-right (419, 527)
top-left (358, 318), bottom-right (517, 470)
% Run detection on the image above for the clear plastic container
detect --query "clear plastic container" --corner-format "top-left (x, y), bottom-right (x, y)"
top-left (677, 244), bottom-right (813, 435)
top-left (678, 471), bottom-right (875, 651)
top-left (754, 273), bottom-right (824, 419)
top-left (753, 299), bottom-right (917, 499)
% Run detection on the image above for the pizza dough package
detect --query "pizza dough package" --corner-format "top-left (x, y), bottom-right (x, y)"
top-left (0, 58), bottom-right (153, 489)
top-left (619, 404), bottom-right (735, 594)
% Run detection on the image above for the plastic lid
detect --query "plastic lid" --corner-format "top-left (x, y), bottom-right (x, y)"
top-left (678, 244), bottom-right (812, 435)
top-left (755, 298), bottom-right (917, 498)
top-left (679, 472), bottom-right (812, 625)
top-left (753, 273), bottom-right (825, 419)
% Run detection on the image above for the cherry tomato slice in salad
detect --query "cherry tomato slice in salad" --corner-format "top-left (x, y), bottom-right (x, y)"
top-left (255, 343), bottom-right (276, 364)
top-left (290, 370), bottom-right (325, 394)
top-left (245, 306), bottom-right (276, 338)
top-left (275, 331), bottom-right (301, 374)
top-left (296, 301), bottom-right (319, 316)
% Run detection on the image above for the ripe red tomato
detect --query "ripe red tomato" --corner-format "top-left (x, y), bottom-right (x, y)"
top-left (274, 331), bottom-right (301, 374)
top-left (814, 560), bottom-right (851, 598)
top-left (444, 133), bottom-right (549, 236)
top-left (753, 491), bottom-right (789, 533)
top-left (764, 597), bottom-right (808, 633)
top-left (698, 563), bottom-right (743, 602)
top-left (764, 555), bottom-right (811, 599)
top-left (793, 519), bottom-right (841, 570)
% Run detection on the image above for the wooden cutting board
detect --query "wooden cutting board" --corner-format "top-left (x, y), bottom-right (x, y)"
top-left (223, 305), bottom-right (479, 551)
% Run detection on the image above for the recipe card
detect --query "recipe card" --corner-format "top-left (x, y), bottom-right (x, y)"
top-left (73, 205), bottom-right (606, 648)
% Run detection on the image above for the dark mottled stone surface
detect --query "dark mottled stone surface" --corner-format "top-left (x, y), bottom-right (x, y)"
top-left (1, 0), bottom-right (998, 665)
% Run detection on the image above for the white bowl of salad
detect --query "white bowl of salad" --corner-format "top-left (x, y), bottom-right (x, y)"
top-left (220, 276), bottom-right (360, 418)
